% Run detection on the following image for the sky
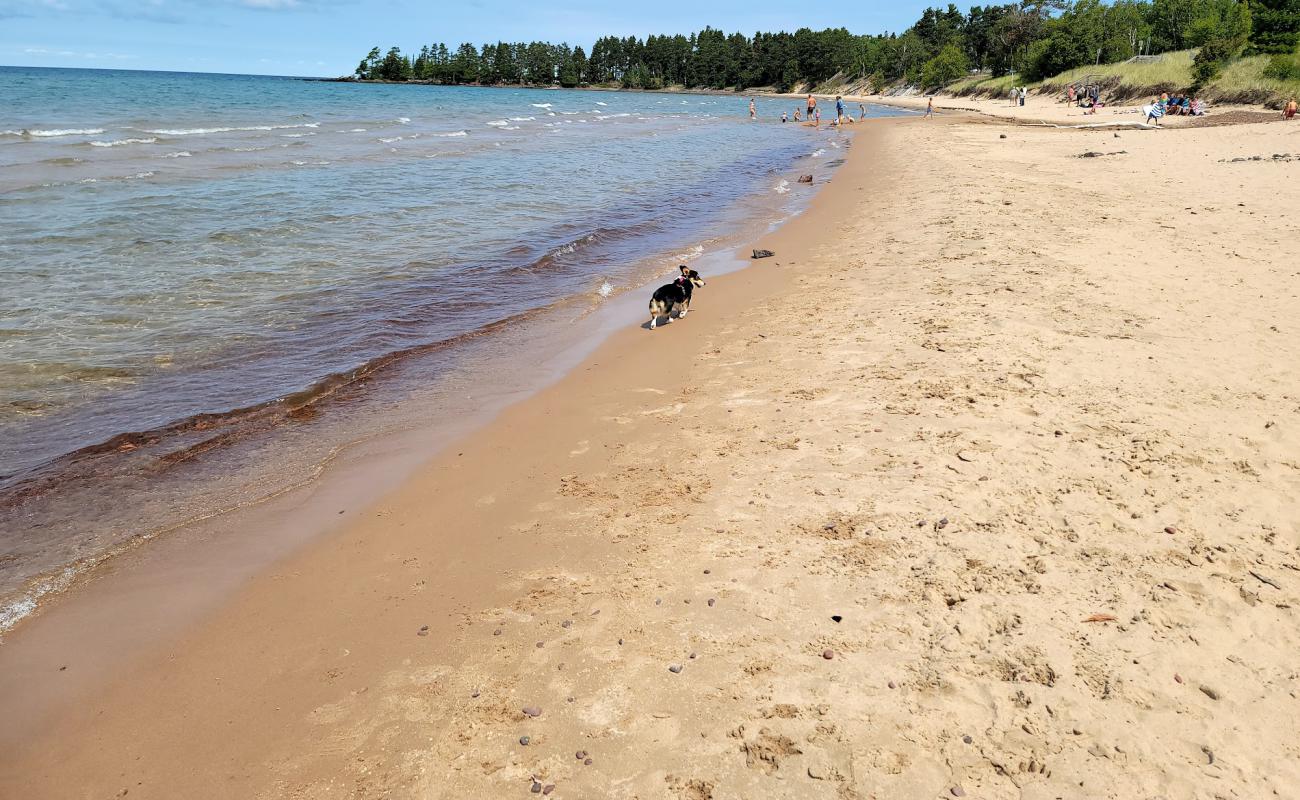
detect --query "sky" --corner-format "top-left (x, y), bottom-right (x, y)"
top-left (0, 0), bottom-right (936, 77)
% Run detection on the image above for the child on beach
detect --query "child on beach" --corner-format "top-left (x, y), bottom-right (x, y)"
top-left (749, 98), bottom-right (756, 119)
top-left (835, 95), bottom-right (845, 124)
top-left (859, 103), bottom-right (867, 119)
top-left (781, 112), bottom-right (788, 123)
top-left (813, 107), bottom-right (820, 127)
top-left (925, 96), bottom-right (934, 119)
top-left (1286, 98), bottom-right (1297, 120)
top-left (793, 108), bottom-right (801, 122)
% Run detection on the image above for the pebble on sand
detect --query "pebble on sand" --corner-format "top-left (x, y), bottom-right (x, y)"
top-left (1164, 526), bottom-right (1178, 535)
top-left (584, 758), bottom-right (593, 766)
top-left (822, 649), bottom-right (835, 660)
top-left (831, 615), bottom-right (842, 623)
top-left (530, 780), bottom-right (542, 793)
top-left (417, 625), bottom-right (429, 636)
top-left (707, 598), bottom-right (716, 607)
top-left (951, 787), bottom-right (967, 797)
top-left (542, 785), bottom-right (555, 796)
top-left (494, 629), bottom-right (503, 636)
top-left (575, 750), bottom-right (588, 760)
top-left (962, 735), bottom-right (973, 744)
top-left (1199, 685), bottom-right (1220, 701)
top-left (522, 705), bottom-right (543, 717)
top-left (519, 736), bottom-right (531, 746)
top-left (668, 664), bottom-right (683, 673)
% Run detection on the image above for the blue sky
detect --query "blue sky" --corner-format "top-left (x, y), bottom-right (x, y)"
top-left (0, 0), bottom-right (934, 77)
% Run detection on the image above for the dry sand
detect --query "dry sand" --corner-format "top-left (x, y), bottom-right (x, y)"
top-left (3, 114), bottom-right (1299, 799)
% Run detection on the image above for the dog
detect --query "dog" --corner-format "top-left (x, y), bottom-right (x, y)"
top-left (648, 265), bottom-right (706, 329)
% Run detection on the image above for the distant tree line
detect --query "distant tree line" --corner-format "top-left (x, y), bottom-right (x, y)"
top-left (354, 1), bottom-right (1300, 90)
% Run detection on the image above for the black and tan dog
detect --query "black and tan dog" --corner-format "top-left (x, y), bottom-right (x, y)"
top-left (648, 265), bottom-right (706, 329)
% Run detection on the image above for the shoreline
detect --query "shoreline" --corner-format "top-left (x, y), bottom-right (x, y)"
top-left (0, 98), bottom-right (864, 641)
top-left (5, 110), bottom-right (1299, 798)
top-left (0, 120), bottom-right (861, 747)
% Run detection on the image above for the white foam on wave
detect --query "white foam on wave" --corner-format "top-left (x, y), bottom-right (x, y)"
top-left (346, 128), bottom-right (367, 132)
top-left (143, 123), bottom-right (319, 136)
top-left (0, 567), bottom-right (76, 637)
top-left (89, 137), bottom-right (158, 147)
top-left (509, 116), bottom-right (535, 122)
top-left (434, 130), bottom-right (469, 137)
top-left (3, 128), bottom-right (106, 138)
top-left (503, 125), bottom-right (521, 130)
top-left (676, 244), bottom-right (705, 261)
top-left (281, 132), bottom-right (316, 138)
top-left (486, 120), bottom-right (509, 127)
top-left (598, 280), bottom-right (614, 298)
top-left (379, 135), bottom-right (405, 143)
top-left (161, 151), bottom-right (192, 158)
top-left (290, 160), bottom-right (331, 166)
top-left (76, 170), bottom-right (155, 184)
top-left (595, 101), bottom-right (608, 106)
top-left (774, 179), bottom-right (790, 194)
top-left (396, 117), bottom-right (411, 124)
top-left (531, 103), bottom-right (552, 109)
top-left (811, 148), bottom-right (826, 158)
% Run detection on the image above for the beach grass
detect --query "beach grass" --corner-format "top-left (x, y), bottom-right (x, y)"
top-left (946, 50), bottom-right (1300, 107)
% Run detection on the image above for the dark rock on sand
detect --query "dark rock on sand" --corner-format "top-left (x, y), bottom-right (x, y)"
top-left (707, 598), bottom-right (716, 607)
top-left (575, 750), bottom-right (588, 760)
top-left (520, 735), bottom-right (531, 746)
top-left (831, 615), bottom-right (842, 623)
top-left (530, 780), bottom-right (542, 793)
top-left (797, 175), bottom-right (813, 183)
top-left (822, 649), bottom-right (835, 660)
top-left (417, 625), bottom-right (430, 636)
top-left (951, 787), bottom-right (967, 797)
top-left (584, 758), bottom-right (593, 766)
top-left (542, 785), bottom-right (555, 795)
top-left (668, 664), bottom-right (683, 673)
top-left (1199, 685), bottom-right (1220, 701)
top-left (522, 705), bottom-right (542, 717)
top-left (1164, 526), bottom-right (1177, 535)
top-left (962, 734), bottom-right (973, 744)
top-left (752, 249), bottom-right (775, 259)
top-left (494, 629), bottom-right (503, 636)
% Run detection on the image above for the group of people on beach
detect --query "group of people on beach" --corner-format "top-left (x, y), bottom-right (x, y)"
top-left (1009, 86), bottom-right (1027, 106)
top-left (1144, 92), bottom-right (1205, 124)
top-left (760, 94), bottom-right (868, 128)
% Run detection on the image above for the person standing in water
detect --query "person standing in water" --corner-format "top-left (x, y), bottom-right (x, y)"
top-left (781, 111), bottom-right (788, 123)
top-left (859, 102), bottom-right (867, 120)
top-left (793, 108), bottom-right (801, 122)
top-left (835, 95), bottom-right (845, 125)
top-left (806, 94), bottom-right (816, 120)
top-left (749, 98), bottom-right (756, 119)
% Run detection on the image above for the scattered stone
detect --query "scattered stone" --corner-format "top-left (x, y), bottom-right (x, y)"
top-left (822, 649), bottom-right (835, 660)
top-left (417, 625), bottom-right (429, 636)
top-left (1202, 745), bottom-right (1215, 765)
top-left (668, 664), bottom-right (683, 674)
top-left (536, 641), bottom-right (545, 648)
top-left (707, 598), bottom-right (716, 607)
top-left (519, 736), bottom-right (531, 746)
top-left (522, 705), bottom-right (542, 717)
top-left (888, 681), bottom-right (897, 689)
top-left (1164, 526), bottom-right (1177, 535)
top-left (962, 735), bottom-right (972, 744)
top-left (1077, 150), bottom-right (1127, 158)
top-left (530, 780), bottom-right (542, 793)
top-left (561, 620), bottom-right (572, 628)
top-left (831, 615), bottom-right (842, 623)
top-left (618, 638), bottom-right (624, 646)
top-left (494, 629), bottom-right (503, 636)
top-left (703, 569), bottom-right (711, 574)
top-left (937, 517), bottom-right (950, 529)
top-left (807, 764), bottom-right (827, 780)
top-left (797, 175), bottom-right (813, 183)
top-left (575, 750), bottom-right (588, 760)
top-left (1199, 685), bottom-right (1220, 701)
top-left (542, 785), bottom-right (555, 795)
top-left (584, 758), bottom-right (593, 766)
top-left (471, 689), bottom-right (480, 698)
top-left (655, 598), bottom-right (662, 606)
top-left (1174, 673), bottom-right (1184, 684)
top-left (566, 696), bottom-right (574, 703)
top-left (951, 787), bottom-right (967, 797)
top-left (752, 249), bottom-right (775, 259)
top-left (999, 133), bottom-right (1007, 139)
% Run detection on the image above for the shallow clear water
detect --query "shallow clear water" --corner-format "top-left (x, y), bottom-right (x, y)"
top-left (0, 66), bottom-right (906, 630)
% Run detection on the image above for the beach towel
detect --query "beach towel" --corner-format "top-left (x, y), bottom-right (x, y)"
top-left (1143, 103), bottom-right (1165, 120)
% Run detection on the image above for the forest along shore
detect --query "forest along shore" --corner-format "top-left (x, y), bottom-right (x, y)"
top-left (4, 115), bottom-right (1299, 799)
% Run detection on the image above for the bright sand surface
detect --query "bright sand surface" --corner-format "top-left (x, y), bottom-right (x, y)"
top-left (3, 114), bottom-right (1300, 799)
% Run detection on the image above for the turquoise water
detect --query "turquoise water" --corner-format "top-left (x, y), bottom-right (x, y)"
top-left (0, 66), bottom-right (905, 629)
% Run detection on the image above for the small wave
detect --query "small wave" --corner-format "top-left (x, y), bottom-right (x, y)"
top-left (3, 128), bottom-right (107, 138)
top-left (509, 116), bottom-right (535, 122)
top-left (676, 244), bottom-right (705, 261)
top-left (142, 123), bottom-right (318, 136)
top-left (89, 137), bottom-right (158, 147)
top-left (281, 132), bottom-right (316, 138)
top-left (161, 151), bottom-right (192, 158)
top-left (289, 160), bottom-right (331, 166)
top-left (811, 148), bottom-right (826, 158)
top-left (346, 128), bottom-right (367, 132)
top-left (485, 120), bottom-right (509, 127)
top-left (378, 136), bottom-right (405, 143)
top-left (774, 179), bottom-right (790, 194)
top-left (433, 130), bottom-right (468, 137)
top-left (595, 101), bottom-right (608, 106)
top-left (503, 125), bottom-right (521, 131)
top-left (396, 117), bottom-right (411, 124)
top-left (76, 170), bottom-right (155, 185)
top-left (531, 103), bottom-right (552, 109)
top-left (598, 280), bottom-right (614, 298)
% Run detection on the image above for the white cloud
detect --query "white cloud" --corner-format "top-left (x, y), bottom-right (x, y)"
top-left (24, 45), bottom-right (137, 59)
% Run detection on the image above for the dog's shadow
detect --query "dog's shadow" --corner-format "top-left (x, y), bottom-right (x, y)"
top-left (642, 314), bottom-right (690, 330)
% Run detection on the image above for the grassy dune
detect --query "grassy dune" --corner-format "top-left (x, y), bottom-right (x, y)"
top-left (946, 50), bottom-right (1300, 108)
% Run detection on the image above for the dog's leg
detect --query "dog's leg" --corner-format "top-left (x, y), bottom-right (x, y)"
top-left (679, 300), bottom-right (689, 318)
top-left (649, 311), bottom-right (657, 330)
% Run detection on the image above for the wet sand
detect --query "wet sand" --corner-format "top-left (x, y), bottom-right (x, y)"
top-left (3, 114), bottom-right (1299, 799)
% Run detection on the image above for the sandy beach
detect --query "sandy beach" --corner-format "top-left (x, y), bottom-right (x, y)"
top-left (3, 111), bottom-right (1299, 799)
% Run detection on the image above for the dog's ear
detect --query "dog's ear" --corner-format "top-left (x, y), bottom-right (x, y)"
top-left (678, 264), bottom-right (690, 275)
